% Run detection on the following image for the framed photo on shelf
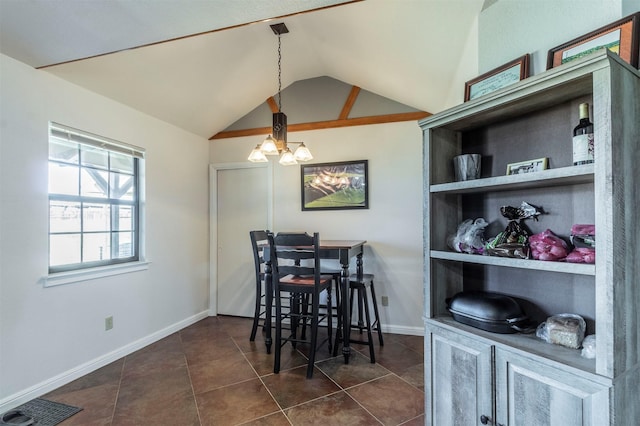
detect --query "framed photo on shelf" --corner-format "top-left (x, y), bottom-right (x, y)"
top-left (301, 160), bottom-right (369, 211)
top-left (547, 12), bottom-right (640, 69)
top-left (464, 54), bottom-right (530, 101)
top-left (506, 157), bottom-right (548, 175)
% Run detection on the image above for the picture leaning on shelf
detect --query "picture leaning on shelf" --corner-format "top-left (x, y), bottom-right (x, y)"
top-left (506, 157), bottom-right (549, 175)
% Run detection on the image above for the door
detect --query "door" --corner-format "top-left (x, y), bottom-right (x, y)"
top-left (495, 349), bottom-right (610, 426)
top-left (210, 163), bottom-right (271, 316)
top-left (425, 323), bottom-right (494, 426)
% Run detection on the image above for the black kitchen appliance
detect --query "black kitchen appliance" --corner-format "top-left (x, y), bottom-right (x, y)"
top-left (447, 291), bottom-right (535, 334)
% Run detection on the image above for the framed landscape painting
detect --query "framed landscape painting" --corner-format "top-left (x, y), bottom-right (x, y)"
top-left (547, 12), bottom-right (640, 69)
top-left (301, 160), bottom-right (369, 211)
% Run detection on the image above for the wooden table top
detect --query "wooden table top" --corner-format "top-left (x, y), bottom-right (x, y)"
top-left (319, 240), bottom-right (367, 249)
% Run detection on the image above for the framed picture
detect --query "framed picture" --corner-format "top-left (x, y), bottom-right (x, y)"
top-left (547, 12), bottom-right (640, 69)
top-left (301, 160), bottom-right (369, 211)
top-left (464, 54), bottom-right (530, 101)
top-left (506, 158), bottom-right (548, 175)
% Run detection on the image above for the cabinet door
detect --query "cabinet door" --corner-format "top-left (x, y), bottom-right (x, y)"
top-left (425, 324), bottom-right (494, 426)
top-left (496, 349), bottom-right (610, 426)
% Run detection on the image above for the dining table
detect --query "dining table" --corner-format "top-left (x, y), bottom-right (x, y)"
top-left (263, 239), bottom-right (367, 364)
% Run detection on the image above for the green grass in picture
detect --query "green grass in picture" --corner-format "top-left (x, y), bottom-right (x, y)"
top-left (305, 187), bottom-right (365, 208)
top-left (562, 41), bottom-right (620, 64)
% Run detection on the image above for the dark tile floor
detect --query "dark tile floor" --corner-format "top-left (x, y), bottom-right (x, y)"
top-left (44, 315), bottom-right (425, 425)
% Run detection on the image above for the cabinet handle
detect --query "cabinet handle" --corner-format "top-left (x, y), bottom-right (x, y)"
top-left (480, 414), bottom-right (490, 425)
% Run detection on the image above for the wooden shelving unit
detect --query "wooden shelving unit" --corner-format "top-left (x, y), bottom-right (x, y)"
top-left (420, 50), bottom-right (639, 426)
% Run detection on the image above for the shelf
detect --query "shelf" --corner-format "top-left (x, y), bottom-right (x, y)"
top-left (429, 316), bottom-right (600, 378)
top-left (430, 164), bottom-right (594, 194)
top-left (430, 250), bottom-right (595, 275)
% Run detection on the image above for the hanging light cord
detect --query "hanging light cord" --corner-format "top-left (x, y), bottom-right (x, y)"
top-left (277, 32), bottom-right (282, 113)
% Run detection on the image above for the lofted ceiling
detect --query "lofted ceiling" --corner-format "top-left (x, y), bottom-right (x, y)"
top-left (0, 0), bottom-right (485, 139)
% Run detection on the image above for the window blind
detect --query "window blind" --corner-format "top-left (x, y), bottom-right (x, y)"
top-left (50, 122), bottom-right (145, 159)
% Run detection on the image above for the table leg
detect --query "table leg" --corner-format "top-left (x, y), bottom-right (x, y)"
top-left (355, 253), bottom-right (365, 331)
top-left (264, 260), bottom-right (272, 354)
top-left (340, 262), bottom-right (351, 364)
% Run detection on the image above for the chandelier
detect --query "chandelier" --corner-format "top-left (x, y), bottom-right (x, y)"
top-left (247, 23), bottom-right (313, 166)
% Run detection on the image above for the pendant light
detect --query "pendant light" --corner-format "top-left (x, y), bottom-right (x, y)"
top-left (247, 22), bottom-right (313, 165)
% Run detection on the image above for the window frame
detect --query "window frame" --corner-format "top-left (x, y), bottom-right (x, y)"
top-left (48, 123), bottom-right (145, 275)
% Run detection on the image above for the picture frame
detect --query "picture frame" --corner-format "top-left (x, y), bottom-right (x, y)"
top-left (301, 160), bottom-right (369, 211)
top-left (506, 157), bottom-right (548, 175)
top-left (546, 12), bottom-right (640, 69)
top-left (464, 54), bottom-right (530, 101)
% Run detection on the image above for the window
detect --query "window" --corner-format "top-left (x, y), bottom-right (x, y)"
top-left (48, 123), bottom-right (144, 273)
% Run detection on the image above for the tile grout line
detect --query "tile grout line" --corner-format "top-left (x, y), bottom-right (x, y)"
top-left (179, 331), bottom-right (204, 426)
top-left (108, 356), bottom-right (127, 425)
top-left (398, 413), bottom-right (425, 425)
top-left (231, 332), bottom-right (292, 425)
top-left (342, 388), bottom-right (386, 425)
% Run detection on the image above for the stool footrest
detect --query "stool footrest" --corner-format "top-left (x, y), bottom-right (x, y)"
top-left (349, 274), bottom-right (374, 286)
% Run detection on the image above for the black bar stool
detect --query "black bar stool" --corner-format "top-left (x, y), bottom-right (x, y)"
top-left (249, 230), bottom-right (269, 343)
top-left (334, 272), bottom-right (384, 363)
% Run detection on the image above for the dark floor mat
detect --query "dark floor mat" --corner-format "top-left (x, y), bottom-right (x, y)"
top-left (3, 398), bottom-right (82, 426)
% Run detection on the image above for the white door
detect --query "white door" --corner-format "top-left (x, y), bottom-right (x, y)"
top-left (210, 163), bottom-right (271, 316)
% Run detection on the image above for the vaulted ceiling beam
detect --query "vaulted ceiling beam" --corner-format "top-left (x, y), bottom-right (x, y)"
top-left (209, 84), bottom-right (430, 140)
top-left (266, 97), bottom-right (279, 113)
top-left (209, 111), bottom-right (430, 140)
top-left (339, 86), bottom-right (360, 120)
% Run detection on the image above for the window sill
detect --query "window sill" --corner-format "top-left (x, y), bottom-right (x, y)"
top-left (44, 261), bottom-right (150, 287)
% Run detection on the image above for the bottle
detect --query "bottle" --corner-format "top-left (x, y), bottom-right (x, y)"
top-left (573, 103), bottom-right (594, 165)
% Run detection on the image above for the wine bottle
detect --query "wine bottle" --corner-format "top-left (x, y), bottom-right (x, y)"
top-left (573, 103), bottom-right (594, 165)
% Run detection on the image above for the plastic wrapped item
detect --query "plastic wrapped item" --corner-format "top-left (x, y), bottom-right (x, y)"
top-left (581, 334), bottom-right (596, 359)
top-left (529, 229), bottom-right (569, 261)
top-left (566, 247), bottom-right (596, 264)
top-left (571, 224), bottom-right (595, 235)
top-left (485, 201), bottom-right (543, 259)
top-left (570, 224), bottom-right (595, 249)
top-left (536, 313), bottom-right (586, 349)
top-left (447, 218), bottom-right (488, 254)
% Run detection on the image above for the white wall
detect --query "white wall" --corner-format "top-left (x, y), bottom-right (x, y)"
top-left (210, 121), bottom-right (425, 334)
top-left (0, 54), bottom-right (210, 408)
top-left (479, 0), bottom-right (626, 76)
top-left (445, 13), bottom-right (480, 109)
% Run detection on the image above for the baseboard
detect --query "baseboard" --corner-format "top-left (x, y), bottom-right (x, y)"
top-left (381, 324), bottom-right (425, 336)
top-left (0, 310), bottom-right (209, 413)
top-left (312, 318), bottom-right (425, 337)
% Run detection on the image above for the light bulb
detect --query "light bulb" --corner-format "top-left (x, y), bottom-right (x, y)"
top-left (293, 142), bottom-right (313, 161)
top-left (279, 148), bottom-right (298, 165)
top-left (247, 144), bottom-right (268, 162)
top-left (260, 135), bottom-right (279, 155)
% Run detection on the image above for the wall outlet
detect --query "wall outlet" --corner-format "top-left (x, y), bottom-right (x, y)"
top-left (105, 316), bottom-right (113, 331)
top-left (381, 296), bottom-right (389, 306)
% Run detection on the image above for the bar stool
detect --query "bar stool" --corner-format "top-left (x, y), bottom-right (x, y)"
top-left (267, 231), bottom-right (334, 378)
top-left (250, 230), bottom-right (295, 353)
top-left (334, 273), bottom-right (384, 363)
top-left (249, 230), bottom-right (269, 342)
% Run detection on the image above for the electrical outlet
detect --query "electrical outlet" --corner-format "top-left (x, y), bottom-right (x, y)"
top-left (381, 296), bottom-right (389, 306)
top-left (105, 316), bottom-right (113, 331)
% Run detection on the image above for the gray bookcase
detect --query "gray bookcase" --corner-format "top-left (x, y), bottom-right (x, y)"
top-left (420, 50), bottom-right (639, 426)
